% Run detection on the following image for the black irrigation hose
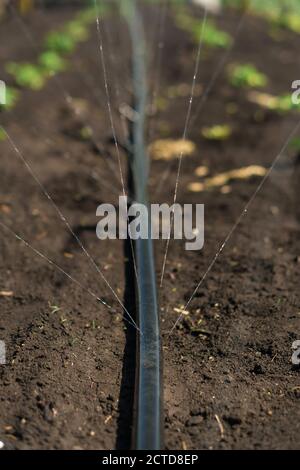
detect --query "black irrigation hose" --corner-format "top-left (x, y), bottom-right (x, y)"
top-left (123, 0), bottom-right (164, 451)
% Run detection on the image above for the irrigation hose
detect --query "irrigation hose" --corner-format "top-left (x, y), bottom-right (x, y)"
top-left (122, 0), bottom-right (164, 450)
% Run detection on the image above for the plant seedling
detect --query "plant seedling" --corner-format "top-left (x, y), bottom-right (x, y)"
top-left (202, 124), bottom-right (232, 141)
top-left (39, 51), bottom-right (67, 74)
top-left (288, 137), bottom-right (300, 152)
top-left (175, 9), bottom-right (231, 48)
top-left (6, 62), bottom-right (45, 90)
top-left (228, 63), bottom-right (268, 88)
top-left (248, 91), bottom-right (300, 113)
top-left (0, 86), bottom-right (19, 110)
top-left (193, 20), bottom-right (231, 48)
top-left (45, 31), bottom-right (76, 54)
top-left (66, 21), bottom-right (89, 42)
top-left (0, 128), bottom-right (6, 141)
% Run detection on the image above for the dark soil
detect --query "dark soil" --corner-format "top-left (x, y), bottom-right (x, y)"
top-left (0, 3), bottom-right (300, 450)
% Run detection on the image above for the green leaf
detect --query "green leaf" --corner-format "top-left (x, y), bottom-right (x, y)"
top-left (0, 128), bottom-right (6, 141)
top-left (202, 124), bottom-right (232, 141)
top-left (0, 86), bottom-right (19, 110)
top-left (289, 137), bottom-right (300, 151)
top-left (193, 20), bottom-right (232, 48)
top-left (228, 64), bottom-right (268, 88)
top-left (65, 21), bottom-right (89, 42)
top-left (45, 31), bottom-right (76, 54)
top-left (39, 51), bottom-right (67, 74)
top-left (6, 62), bottom-right (45, 90)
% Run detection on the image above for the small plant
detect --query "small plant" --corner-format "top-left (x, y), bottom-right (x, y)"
top-left (274, 94), bottom-right (300, 112)
top-left (6, 62), bottom-right (46, 90)
top-left (194, 20), bottom-right (231, 48)
top-left (175, 9), bottom-right (231, 48)
top-left (228, 64), bottom-right (268, 88)
top-left (248, 91), bottom-right (300, 113)
top-left (0, 128), bottom-right (6, 141)
top-left (76, 8), bottom-right (99, 24)
top-left (202, 124), bottom-right (232, 141)
top-left (45, 31), bottom-right (76, 54)
top-left (39, 51), bottom-right (67, 74)
top-left (75, 10), bottom-right (93, 24)
top-left (66, 21), bottom-right (89, 42)
top-left (276, 13), bottom-right (300, 33)
top-left (289, 136), bottom-right (300, 151)
top-left (0, 86), bottom-right (19, 110)
top-left (79, 126), bottom-right (93, 141)
top-left (225, 0), bottom-right (300, 34)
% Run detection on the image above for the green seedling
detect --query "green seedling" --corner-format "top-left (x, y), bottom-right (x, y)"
top-left (45, 31), bottom-right (76, 54)
top-left (194, 20), bottom-right (231, 48)
top-left (276, 13), bottom-right (300, 33)
top-left (76, 8), bottom-right (98, 24)
top-left (175, 10), bottom-right (197, 32)
top-left (80, 126), bottom-right (93, 141)
top-left (289, 137), bottom-right (300, 151)
top-left (39, 51), bottom-right (67, 74)
top-left (175, 10), bottom-right (231, 49)
top-left (225, 0), bottom-right (300, 34)
top-left (155, 96), bottom-right (168, 111)
top-left (228, 63), bottom-right (268, 88)
top-left (75, 3), bottom-right (112, 25)
top-left (6, 62), bottom-right (45, 90)
top-left (202, 124), bottom-right (232, 141)
top-left (274, 94), bottom-right (300, 112)
top-left (248, 91), bottom-right (300, 114)
top-left (0, 86), bottom-right (19, 110)
top-left (0, 128), bottom-right (6, 141)
top-left (66, 21), bottom-right (89, 42)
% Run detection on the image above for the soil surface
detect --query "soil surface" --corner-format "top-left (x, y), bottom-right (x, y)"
top-left (0, 3), bottom-right (300, 450)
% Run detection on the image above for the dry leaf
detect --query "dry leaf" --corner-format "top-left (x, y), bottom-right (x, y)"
top-left (0, 291), bottom-right (14, 297)
top-left (149, 139), bottom-right (196, 161)
top-left (189, 165), bottom-right (267, 192)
